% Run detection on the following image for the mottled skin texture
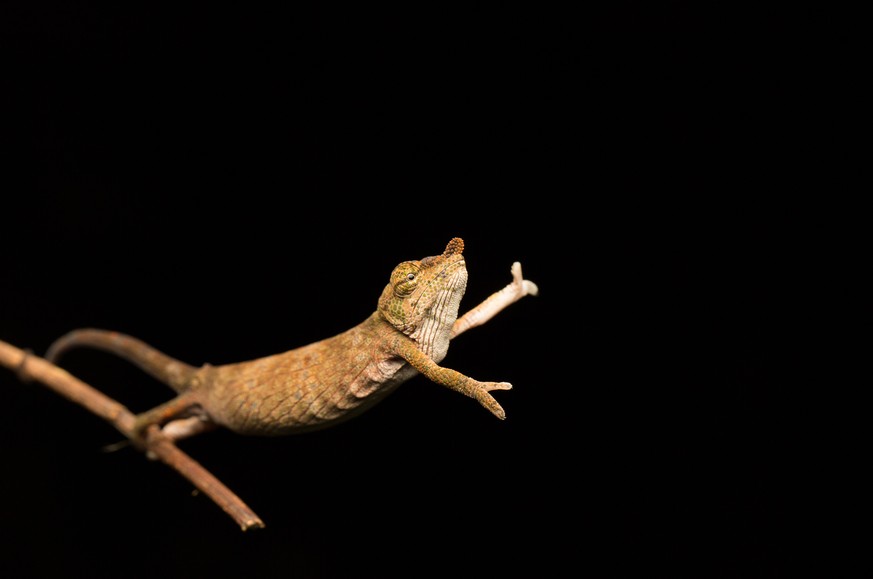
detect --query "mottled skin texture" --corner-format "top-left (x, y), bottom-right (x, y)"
top-left (45, 238), bottom-right (538, 442)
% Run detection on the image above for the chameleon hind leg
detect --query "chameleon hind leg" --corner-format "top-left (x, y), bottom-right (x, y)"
top-left (131, 391), bottom-right (211, 446)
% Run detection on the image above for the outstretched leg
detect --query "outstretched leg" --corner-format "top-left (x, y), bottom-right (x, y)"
top-left (451, 261), bottom-right (539, 339)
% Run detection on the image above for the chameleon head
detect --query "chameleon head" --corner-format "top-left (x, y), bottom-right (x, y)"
top-left (378, 237), bottom-right (468, 354)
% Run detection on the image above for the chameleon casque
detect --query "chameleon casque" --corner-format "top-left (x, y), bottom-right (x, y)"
top-left (46, 237), bottom-right (538, 443)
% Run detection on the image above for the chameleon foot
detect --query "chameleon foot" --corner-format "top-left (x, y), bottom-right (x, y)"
top-left (451, 261), bottom-right (539, 339)
top-left (510, 261), bottom-right (539, 298)
top-left (474, 381), bottom-right (512, 420)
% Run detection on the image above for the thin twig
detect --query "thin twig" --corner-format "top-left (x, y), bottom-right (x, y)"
top-left (0, 339), bottom-right (265, 531)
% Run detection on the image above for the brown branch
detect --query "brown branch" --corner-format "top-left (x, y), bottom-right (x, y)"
top-left (0, 339), bottom-right (265, 531)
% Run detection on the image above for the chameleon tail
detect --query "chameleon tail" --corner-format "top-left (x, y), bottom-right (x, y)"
top-left (45, 328), bottom-right (199, 393)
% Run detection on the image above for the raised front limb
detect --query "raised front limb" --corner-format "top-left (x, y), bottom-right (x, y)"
top-left (451, 261), bottom-right (538, 339)
top-left (393, 338), bottom-right (512, 419)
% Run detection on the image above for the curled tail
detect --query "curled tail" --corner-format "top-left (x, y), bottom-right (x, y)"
top-left (46, 328), bottom-right (199, 393)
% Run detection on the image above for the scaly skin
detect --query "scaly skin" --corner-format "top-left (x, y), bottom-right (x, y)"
top-left (45, 238), bottom-right (538, 441)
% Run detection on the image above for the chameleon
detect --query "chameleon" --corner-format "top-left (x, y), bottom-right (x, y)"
top-left (45, 237), bottom-right (539, 444)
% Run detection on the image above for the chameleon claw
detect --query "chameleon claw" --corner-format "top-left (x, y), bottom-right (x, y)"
top-left (511, 262), bottom-right (539, 297)
top-left (475, 386), bottom-right (508, 419)
top-left (483, 381), bottom-right (512, 392)
top-left (479, 396), bottom-right (506, 420)
top-left (523, 280), bottom-right (539, 296)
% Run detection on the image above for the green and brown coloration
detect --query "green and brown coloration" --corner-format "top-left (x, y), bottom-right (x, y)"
top-left (46, 237), bottom-right (538, 444)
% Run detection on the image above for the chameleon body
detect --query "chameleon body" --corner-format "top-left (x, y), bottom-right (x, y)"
top-left (46, 238), bottom-right (538, 441)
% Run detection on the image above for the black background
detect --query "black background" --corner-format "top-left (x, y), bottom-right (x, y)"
top-left (0, 3), bottom-right (853, 578)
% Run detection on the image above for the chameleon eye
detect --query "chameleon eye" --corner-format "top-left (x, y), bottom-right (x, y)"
top-left (406, 273), bottom-right (416, 281)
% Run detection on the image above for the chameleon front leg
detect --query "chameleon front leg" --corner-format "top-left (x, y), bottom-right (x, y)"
top-left (451, 261), bottom-right (539, 339)
top-left (394, 339), bottom-right (512, 419)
